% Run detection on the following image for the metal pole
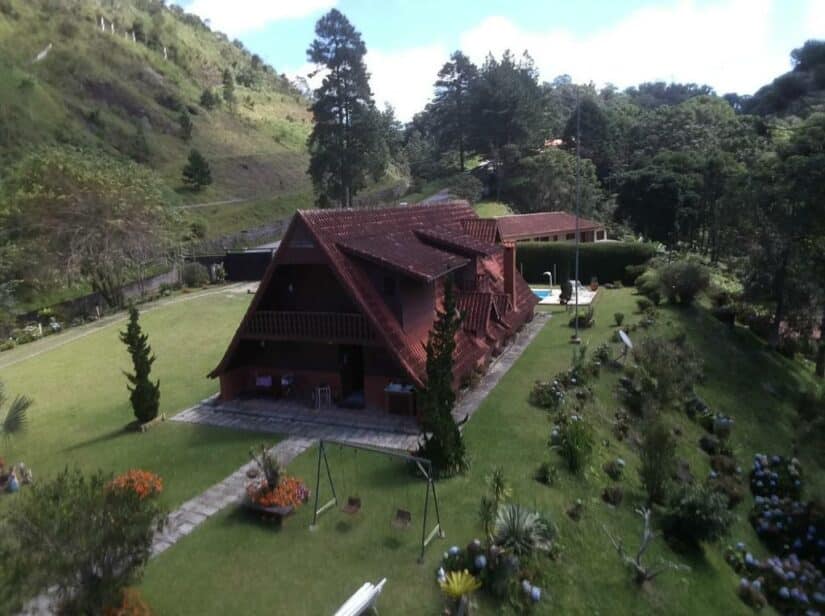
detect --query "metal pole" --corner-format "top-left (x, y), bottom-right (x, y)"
top-left (311, 441), bottom-right (324, 528)
top-left (430, 475), bottom-right (444, 539)
top-left (419, 474), bottom-right (432, 563)
top-left (573, 87), bottom-right (582, 344)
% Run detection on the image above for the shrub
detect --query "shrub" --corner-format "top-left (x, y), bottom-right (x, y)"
top-left (534, 461), bottom-right (558, 486)
top-left (107, 470), bottom-right (163, 500)
top-left (658, 260), bottom-right (710, 306)
top-left (181, 262), bottom-right (210, 287)
top-left (636, 297), bottom-right (653, 313)
top-left (613, 312), bottom-right (625, 326)
top-left (556, 416), bottom-right (594, 473)
top-left (631, 334), bottom-right (703, 410)
top-left (518, 242), bottom-right (656, 286)
top-left (663, 484), bottom-right (734, 546)
top-left (639, 419), bottom-right (676, 505)
top-left (0, 468), bottom-right (165, 614)
top-left (529, 379), bottom-right (565, 411)
top-left (494, 503), bottom-right (556, 556)
top-left (568, 306), bottom-right (595, 329)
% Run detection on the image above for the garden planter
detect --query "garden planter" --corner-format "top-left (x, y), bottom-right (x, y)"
top-left (242, 496), bottom-right (295, 518)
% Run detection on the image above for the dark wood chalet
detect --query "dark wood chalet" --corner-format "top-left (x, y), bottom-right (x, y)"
top-left (209, 201), bottom-right (538, 418)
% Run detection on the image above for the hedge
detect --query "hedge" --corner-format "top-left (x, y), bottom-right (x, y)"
top-left (516, 241), bottom-right (657, 286)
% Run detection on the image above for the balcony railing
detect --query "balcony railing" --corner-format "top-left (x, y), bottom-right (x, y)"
top-left (242, 311), bottom-right (377, 344)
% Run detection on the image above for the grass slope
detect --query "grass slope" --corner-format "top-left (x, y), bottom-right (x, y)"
top-left (0, 287), bottom-right (266, 510)
top-left (140, 288), bottom-right (821, 615)
top-left (0, 0), bottom-right (311, 236)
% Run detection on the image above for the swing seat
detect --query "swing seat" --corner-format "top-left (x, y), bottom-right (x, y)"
top-left (342, 496), bottom-right (362, 514)
top-left (391, 508), bottom-right (412, 529)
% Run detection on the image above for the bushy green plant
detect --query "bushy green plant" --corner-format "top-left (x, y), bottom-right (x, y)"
top-left (658, 260), bottom-right (710, 306)
top-left (636, 297), bottom-right (653, 313)
top-left (529, 378), bottom-right (565, 411)
top-left (449, 174), bottom-right (483, 203)
top-left (494, 504), bottom-right (556, 556)
top-left (517, 242), bottom-right (656, 286)
top-left (639, 418), bottom-right (676, 505)
top-left (663, 484), bottom-right (734, 546)
top-left (534, 461), bottom-right (558, 486)
top-left (556, 416), bottom-right (594, 473)
top-left (181, 262), bottom-right (210, 287)
top-left (614, 312), bottom-right (625, 326)
top-left (631, 334), bottom-right (703, 410)
top-left (568, 306), bottom-right (595, 329)
top-left (0, 468), bottom-right (165, 615)
top-left (0, 379), bottom-right (31, 439)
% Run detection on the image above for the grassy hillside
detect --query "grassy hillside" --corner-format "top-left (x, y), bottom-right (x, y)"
top-left (0, 0), bottom-right (312, 236)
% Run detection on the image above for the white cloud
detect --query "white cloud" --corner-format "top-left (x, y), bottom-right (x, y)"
top-left (185, 0), bottom-right (335, 36)
top-left (460, 0), bottom-right (788, 95)
top-left (366, 44), bottom-right (447, 121)
top-left (288, 44), bottom-right (448, 121)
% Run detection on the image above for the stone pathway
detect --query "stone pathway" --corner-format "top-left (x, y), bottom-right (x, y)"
top-left (151, 437), bottom-right (313, 556)
top-left (173, 403), bottom-right (422, 451)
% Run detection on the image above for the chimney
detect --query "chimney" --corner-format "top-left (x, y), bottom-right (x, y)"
top-left (503, 242), bottom-right (517, 310)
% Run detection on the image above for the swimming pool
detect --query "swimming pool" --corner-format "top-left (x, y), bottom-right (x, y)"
top-left (533, 289), bottom-right (551, 300)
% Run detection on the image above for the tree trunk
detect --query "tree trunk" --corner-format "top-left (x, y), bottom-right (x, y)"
top-left (768, 249), bottom-right (790, 348)
top-left (816, 310), bottom-right (825, 378)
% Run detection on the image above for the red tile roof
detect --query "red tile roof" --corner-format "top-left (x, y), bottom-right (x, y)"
top-left (339, 231), bottom-right (468, 282)
top-left (211, 201), bottom-right (538, 390)
top-left (480, 211), bottom-right (604, 242)
top-left (460, 218), bottom-right (499, 243)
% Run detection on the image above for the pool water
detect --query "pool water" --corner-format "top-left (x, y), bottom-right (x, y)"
top-left (533, 289), bottom-right (551, 299)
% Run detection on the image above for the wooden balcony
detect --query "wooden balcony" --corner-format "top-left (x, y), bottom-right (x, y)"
top-left (242, 310), bottom-right (377, 345)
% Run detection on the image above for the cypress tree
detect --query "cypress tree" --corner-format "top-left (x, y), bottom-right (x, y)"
top-left (120, 306), bottom-right (160, 424)
top-left (419, 279), bottom-right (467, 476)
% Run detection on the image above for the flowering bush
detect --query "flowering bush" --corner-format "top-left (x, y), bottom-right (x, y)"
top-left (246, 476), bottom-right (309, 509)
top-left (103, 588), bottom-right (153, 616)
top-left (107, 470), bottom-right (163, 500)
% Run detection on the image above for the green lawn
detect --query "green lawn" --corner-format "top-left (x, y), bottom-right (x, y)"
top-left (0, 288), bottom-right (267, 510)
top-left (140, 287), bottom-right (820, 615)
top-left (474, 201), bottom-right (513, 217)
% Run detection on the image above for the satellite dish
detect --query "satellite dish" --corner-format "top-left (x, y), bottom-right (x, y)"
top-left (618, 330), bottom-right (633, 349)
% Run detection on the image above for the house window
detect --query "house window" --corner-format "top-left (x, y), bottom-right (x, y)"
top-left (566, 233), bottom-right (574, 240)
top-left (383, 276), bottom-right (396, 297)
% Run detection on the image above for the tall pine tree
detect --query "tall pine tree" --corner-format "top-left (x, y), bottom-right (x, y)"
top-left (431, 51), bottom-right (478, 172)
top-left (419, 280), bottom-right (467, 477)
top-left (120, 306), bottom-right (160, 424)
top-left (306, 9), bottom-right (383, 208)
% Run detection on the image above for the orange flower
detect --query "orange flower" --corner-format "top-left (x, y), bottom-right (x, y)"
top-left (246, 476), bottom-right (309, 509)
top-left (108, 470), bottom-right (163, 500)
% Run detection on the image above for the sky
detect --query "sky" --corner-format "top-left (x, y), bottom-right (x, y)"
top-left (179, 0), bottom-right (825, 121)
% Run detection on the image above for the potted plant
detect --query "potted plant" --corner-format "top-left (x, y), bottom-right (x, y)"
top-left (243, 444), bottom-right (309, 518)
top-left (590, 276), bottom-right (599, 291)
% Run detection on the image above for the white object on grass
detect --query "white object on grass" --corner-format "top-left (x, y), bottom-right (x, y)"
top-left (334, 578), bottom-right (387, 616)
top-left (618, 329), bottom-right (633, 350)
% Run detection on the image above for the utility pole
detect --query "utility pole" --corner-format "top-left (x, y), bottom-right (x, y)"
top-left (572, 86), bottom-right (582, 344)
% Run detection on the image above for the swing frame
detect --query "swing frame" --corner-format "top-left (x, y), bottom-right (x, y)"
top-left (309, 438), bottom-right (445, 563)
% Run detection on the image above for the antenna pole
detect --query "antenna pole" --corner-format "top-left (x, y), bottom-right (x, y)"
top-left (573, 86), bottom-right (582, 344)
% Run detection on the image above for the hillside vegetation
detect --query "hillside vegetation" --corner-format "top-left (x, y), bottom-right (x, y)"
top-left (0, 0), bottom-right (312, 235)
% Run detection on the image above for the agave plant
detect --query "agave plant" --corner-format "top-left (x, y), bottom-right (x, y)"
top-left (439, 569), bottom-right (481, 600)
top-left (494, 503), bottom-right (556, 556)
top-left (0, 380), bottom-right (31, 439)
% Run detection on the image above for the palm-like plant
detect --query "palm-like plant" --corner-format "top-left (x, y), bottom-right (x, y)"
top-left (494, 503), bottom-right (556, 556)
top-left (439, 569), bottom-right (481, 600)
top-left (0, 380), bottom-right (31, 438)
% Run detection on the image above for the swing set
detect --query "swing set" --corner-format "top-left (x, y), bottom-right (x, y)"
top-left (309, 439), bottom-right (445, 562)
